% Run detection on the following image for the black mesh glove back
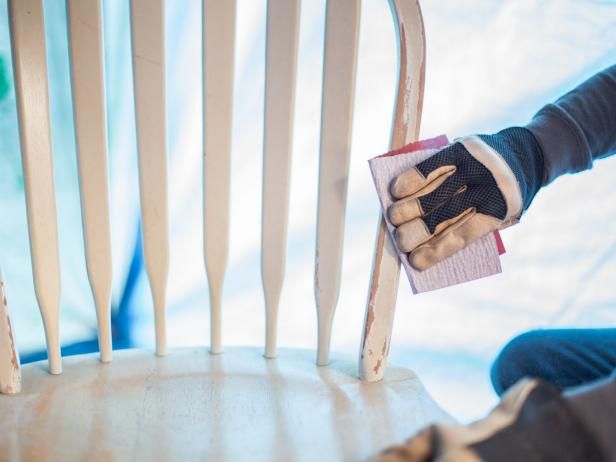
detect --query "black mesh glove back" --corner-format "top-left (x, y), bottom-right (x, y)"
top-left (388, 127), bottom-right (544, 270)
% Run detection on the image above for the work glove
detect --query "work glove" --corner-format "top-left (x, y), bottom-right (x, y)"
top-left (369, 379), bottom-right (604, 462)
top-left (388, 127), bottom-right (544, 271)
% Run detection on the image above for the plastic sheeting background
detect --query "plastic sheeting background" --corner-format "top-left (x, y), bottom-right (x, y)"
top-left (0, 0), bottom-right (615, 421)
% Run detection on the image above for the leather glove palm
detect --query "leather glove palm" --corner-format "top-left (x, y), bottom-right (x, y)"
top-left (388, 127), bottom-right (544, 270)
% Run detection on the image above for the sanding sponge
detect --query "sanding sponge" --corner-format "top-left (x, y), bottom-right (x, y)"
top-left (368, 135), bottom-right (505, 294)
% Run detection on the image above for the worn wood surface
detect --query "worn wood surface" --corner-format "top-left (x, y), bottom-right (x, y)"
top-left (359, 0), bottom-right (425, 382)
top-left (261, 0), bottom-right (301, 359)
top-left (0, 348), bottom-right (452, 461)
top-left (0, 269), bottom-right (21, 394)
top-left (369, 139), bottom-right (502, 293)
top-left (8, 0), bottom-right (62, 375)
top-left (315, 0), bottom-right (361, 367)
top-left (131, 0), bottom-right (170, 356)
top-left (67, 0), bottom-right (113, 363)
top-left (203, 0), bottom-right (236, 354)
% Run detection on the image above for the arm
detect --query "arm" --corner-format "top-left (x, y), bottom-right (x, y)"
top-left (389, 65), bottom-right (616, 270)
top-left (527, 64), bottom-right (616, 184)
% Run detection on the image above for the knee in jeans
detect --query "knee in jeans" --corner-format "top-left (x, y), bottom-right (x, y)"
top-left (491, 330), bottom-right (547, 396)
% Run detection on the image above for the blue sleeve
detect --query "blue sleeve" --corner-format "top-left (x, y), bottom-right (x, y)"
top-left (526, 65), bottom-right (616, 184)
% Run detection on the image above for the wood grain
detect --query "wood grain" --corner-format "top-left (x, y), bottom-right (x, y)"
top-left (67, 0), bottom-right (113, 363)
top-left (8, 0), bottom-right (62, 375)
top-left (315, 0), bottom-right (361, 367)
top-left (359, 0), bottom-right (425, 382)
top-left (0, 269), bottom-right (21, 394)
top-left (0, 348), bottom-right (453, 461)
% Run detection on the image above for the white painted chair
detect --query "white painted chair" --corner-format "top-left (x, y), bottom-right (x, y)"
top-left (0, 1), bottom-right (452, 460)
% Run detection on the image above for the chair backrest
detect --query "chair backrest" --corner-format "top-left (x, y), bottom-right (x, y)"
top-left (7, 0), bottom-right (425, 381)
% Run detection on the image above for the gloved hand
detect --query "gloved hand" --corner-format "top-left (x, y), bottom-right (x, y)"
top-left (368, 378), bottom-right (604, 462)
top-left (388, 127), bottom-right (545, 271)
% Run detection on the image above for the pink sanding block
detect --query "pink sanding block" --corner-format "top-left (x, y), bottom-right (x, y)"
top-left (369, 135), bottom-right (505, 294)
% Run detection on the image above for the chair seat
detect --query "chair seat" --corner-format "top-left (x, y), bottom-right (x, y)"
top-left (0, 347), bottom-right (452, 461)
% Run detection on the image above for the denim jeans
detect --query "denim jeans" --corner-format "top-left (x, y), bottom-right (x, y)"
top-left (490, 328), bottom-right (616, 396)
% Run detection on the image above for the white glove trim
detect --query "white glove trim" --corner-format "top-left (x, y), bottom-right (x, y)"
top-left (458, 136), bottom-right (523, 224)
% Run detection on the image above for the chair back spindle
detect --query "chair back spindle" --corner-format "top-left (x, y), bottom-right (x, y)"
top-left (8, 0), bottom-right (62, 374)
top-left (0, 268), bottom-right (21, 394)
top-left (261, 0), bottom-right (301, 359)
top-left (360, 0), bottom-right (425, 381)
top-left (130, 0), bottom-right (170, 356)
top-left (66, 0), bottom-right (113, 363)
top-left (315, 0), bottom-right (361, 366)
top-left (202, 0), bottom-right (236, 355)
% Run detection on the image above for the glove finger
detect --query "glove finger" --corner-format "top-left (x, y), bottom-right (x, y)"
top-left (389, 146), bottom-right (460, 200)
top-left (395, 218), bottom-right (432, 253)
top-left (368, 426), bottom-right (437, 462)
top-left (400, 426), bottom-right (438, 461)
top-left (389, 195), bottom-right (423, 226)
top-left (389, 164), bottom-right (456, 200)
top-left (394, 187), bottom-right (475, 253)
top-left (409, 211), bottom-right (501, 270)
top-left (389, 174), bottom-right (463, 226)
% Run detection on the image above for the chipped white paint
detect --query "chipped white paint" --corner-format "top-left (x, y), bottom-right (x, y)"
top-left (0, 269), bottom-right (21, 394)
top-left (130, 0), bottom-right (170, 356)
top-left (261, 0), bottom-right (301, 359)
top-left (67, 0), bottom-right (113, 363)
top-left (0, 348), bottom-right (452, 461)
top-left (315, 0), bottom-right (361, 367)
top-left (203, 0), bottom-right (236, 354)
top-left (8, 0), bottom-right (62, 375)
top-left (360, 0), bottom-right (425, 382)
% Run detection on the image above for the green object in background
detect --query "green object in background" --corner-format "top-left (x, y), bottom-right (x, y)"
top-left (0, 54), bottom-right (10, 102)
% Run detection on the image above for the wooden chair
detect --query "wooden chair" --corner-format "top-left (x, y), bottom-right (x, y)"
top-left (0, 0), bottom-right (452, 460)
